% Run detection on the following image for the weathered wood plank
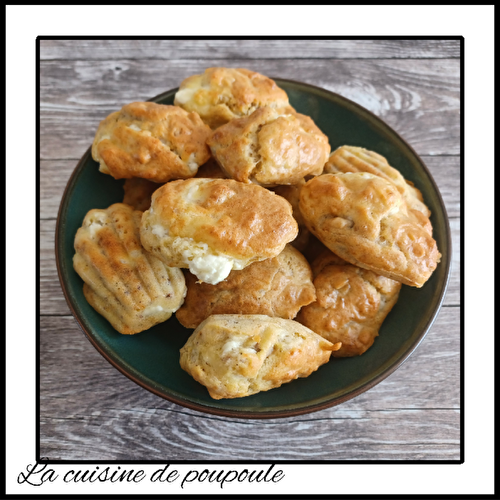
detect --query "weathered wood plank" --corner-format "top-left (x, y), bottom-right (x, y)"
top-left (40, 219), bottom-right (70, 316)
top-left (37, 41), bottom-right (462, 463)
top-left (39, 156), bottom-right (461, 220)
top-left (446, 218), bottom-right (461, 306)
top-left (39, 39), bottom-right (461, 61)
top-left (40, 309), bottom-right (460, 460)
top-left (39, 58), bottom-right (460, 159)
top-left (40, 408), bottom-right (460, 461)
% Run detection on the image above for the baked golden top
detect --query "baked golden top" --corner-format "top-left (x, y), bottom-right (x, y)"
top-left (176, 245), bottom-right (316, 329)
top-left (92, 102), bottom-right (211, 183)
top-left (299, 173), bottom-right (441, 287)
top-left (140, 178), bottom-right (298, 284)
top-left (174, 67), bottom-right (292, 129)
top-left (179, 314), bottom-right (339, 399)
top-left (207, 106), bottom-right (330, 186)
top-left (325, 146), bottom-right (431, 220)
top-left (297, 250), bottom-right (401, 357)
top-left (73, 203), bottom-right (186, 335)
top-left (122, 177), bottom-right (162, 212)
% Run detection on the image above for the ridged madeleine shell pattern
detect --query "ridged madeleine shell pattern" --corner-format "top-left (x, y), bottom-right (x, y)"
top-left (324, 145), bottom-right (432, 223)
top-left (296, 250), bottom-right (402, 357)
top-left (73, 203), bottom-right (187, 334)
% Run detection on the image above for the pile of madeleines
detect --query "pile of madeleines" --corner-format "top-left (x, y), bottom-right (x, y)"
top-left (73, 67), bottom-right (441, 400)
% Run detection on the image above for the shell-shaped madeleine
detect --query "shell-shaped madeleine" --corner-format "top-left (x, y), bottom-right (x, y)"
top-left (140, 178), bottom-right (298, 285)
top-left (92, 102), bottom-right (212, 183)
top-left (180, 314), bottom-right (340, 399)
top-left (324, 145), bottom-right (431, 222)
top-left (175, 245), bottom-right (316, 329)
top-left (73, 203), bottom-right (187, 334)
top-left (207, 106), bottom-right (330, 186)
top-left (296, 249), bottom-right (401, 357)
top-left (299, 173), bottom-right (441, 287)
top-left (174, 67), bottom-right (293, 129)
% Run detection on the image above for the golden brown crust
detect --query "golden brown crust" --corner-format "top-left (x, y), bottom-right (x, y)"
top-left (122, 177), bottom-right (163, 212)
top-left (179, 315), bottom-right (339, 399)
top-left (299, 173), bottom-right (441, 287)
top-left (174, 67), bottom-right (293, 129)
top-left (207, 106), bottom-right (330, 186)
top-left (73, 203), bottom-right (186, 334)
top-left (296, 249), bottom-right (401, 356)
top-left (140, 178), bottom-right (298, 282)
top-left (325, 146), bottom-right (431, 220)
top-left (92, 102), bottom-right (211, 183)
top-left (175, 245), bottom-right (316, 329)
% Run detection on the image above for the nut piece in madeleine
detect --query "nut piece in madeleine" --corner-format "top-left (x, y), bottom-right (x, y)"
top-left (176, 245), bottom-right (316, 329)
top-left (73, 203), bottom-right (187, 335)
top-left (297, 250), bottom-right (401, 357)
top-left (92, 102), bottom-right (211, 183)
top-left (180, 315), bottom-right (340, 399)
top-left (174, 67), bottom-right (293, 129)
top-left (208, 106), bottom-right (330, 186)
top-left (299, 173), bottom-right (441, 287)
top-left (140, 178), bottom-right (298, 285)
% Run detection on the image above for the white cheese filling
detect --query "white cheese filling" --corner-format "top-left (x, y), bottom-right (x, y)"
top-left (186, 153), bottom-right (199, 173)
top-left (169, 235), bottom-right (248, 285)
top-left (188, 254), bottom-right (234, 285)
top-left (174, 87), bottom-right (197, 105)
top-left (152, 224), bottom-right (169, 238)
top-left (87, 212), bottom-right (108, 239)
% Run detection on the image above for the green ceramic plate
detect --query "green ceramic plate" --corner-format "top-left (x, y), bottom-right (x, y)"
top-left (55, 79), bottom-right (451, 419)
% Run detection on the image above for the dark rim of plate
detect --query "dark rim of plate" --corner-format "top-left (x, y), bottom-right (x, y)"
top-left (54, 79), bottom-right (452, 419)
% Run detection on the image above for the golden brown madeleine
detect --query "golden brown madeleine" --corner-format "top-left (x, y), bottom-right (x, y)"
top-left (92, 102), bottom-right (211, 183)
top-left (299, 173), bottom-right (441, 287)
top-left (325, 146), bottom-right (431, 221)
top-left (207, 106), bottom-right (330, 187)
top-left (272, 179), bottom-right (310, 251)
top-left (140, 178), bottom-right (298, 285)
top-left (122, 177), bottom-right (163, 212)
top-left (296, 250), bottom-right (401, 357)
top-left (174, 67), bottom-right (293, 129)
top-left (73, 203), bottom-right (187, 335)
top-left (179, 315), bottom-right (340, 399)
top-left (176, 245), bottom-right (316, 329)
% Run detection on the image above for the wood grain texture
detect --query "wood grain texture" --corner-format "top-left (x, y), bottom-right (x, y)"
top-left (40, 409), bottom-right (460, 461)
top-left (40, 308), bottom-right (460, 461)
top-left (39, 39), bottom-right (461, 61)
top-left (39, 39), bottom-right (461, 462)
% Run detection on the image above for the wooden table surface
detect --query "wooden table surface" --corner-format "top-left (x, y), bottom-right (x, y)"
top-left (39, 39), bottom-right (461, 461)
